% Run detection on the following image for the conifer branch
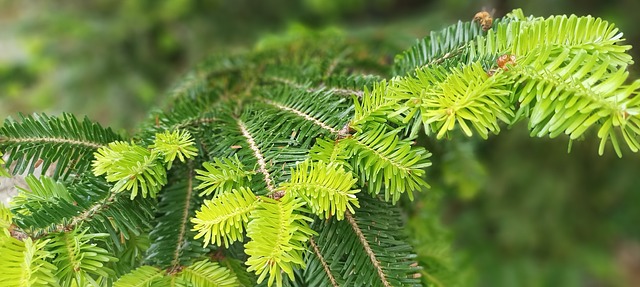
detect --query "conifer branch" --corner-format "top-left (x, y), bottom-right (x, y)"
top-left (192, 187), bottom-right (259, 247)
top-left (168, 72), bottom-right (208, 99)
top-left (265, 76), bottom-right (364, 98)
top-left (324, 57), bottom-right (341, 80)
top-left (113, 266), bottom-right (165, 287)
top-left (48, 229), bottom-right (117, 285)
top-left (195, 156), bottom-right (253, 197)
top-left (330, 87), bottom-right (365, 98)
top-left (265, 76), bottom-right (310, 92)
top-left (173, 117), bottom-right (218, 130)
top-left (424, 46), bottom-right (465, 68)
top-left (178, 259), bottom-right (239, 287)
top-left (237, 119), bottom-right (276, 194)
top-left (30, 189), bottom-right (119, 239)
top-left (351, 135), bottom-right (411, 173)
top-left (263, 100), bottom-right (340, 134)
top-left (0, 113), bottom-right (122, 179)
top-left (3, 8), bottom-right (637, 287)
top-left (323, 49), bottom-right (351, 80)
top-left (2, 136), bottom-right (105, 150)
top-left (0, 235), bottom-right (58, 286)
top-left (345, 211), bottom-right (391, 287)
top-left (171, 163), bottom-right (195, 269)
top-left (309, 237), bottom-right (340, 287)
top-left (147, 164), bottom-right (207, 268)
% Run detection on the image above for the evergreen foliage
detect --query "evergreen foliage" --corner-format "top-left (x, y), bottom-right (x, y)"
top-left (0, 8), bottom-right (639, 286)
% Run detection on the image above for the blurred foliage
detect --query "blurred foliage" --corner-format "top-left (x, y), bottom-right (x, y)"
top-left (409, 126), bottom-right (640, 286)
top-left (1, 0), bottom-right (639, 286)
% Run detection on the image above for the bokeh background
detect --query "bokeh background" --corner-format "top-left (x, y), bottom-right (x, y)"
top-left (1, 0), bottom-right (639, 286)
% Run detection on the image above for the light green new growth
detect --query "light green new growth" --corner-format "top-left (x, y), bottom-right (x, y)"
top-left (113, 260), bottom-right (237, 287)
top-left (11, 175), bottom-right (73, 216)
top-left (93, 141), bottom-right (167, 199)
top-left (47, 229), bottom-right (117, 286)
top-left (391, 10), bottom-right (640, 157)
top-left (245, 193), bottom-right (317, 287)
top-left (191, 187), bottom-right (258, 247)
top-left (0, 235), bottom-right (58, 287)
top-left (281, 160), bottom-right (359, 220)
top-left (150, 129), bottom-right (198, 169)
top-left (195, 156), bottom-right (254, 197)
top-left (0, 151), bottom-right (9, 177)
top-left (92, 130), bottom-right (198, 199)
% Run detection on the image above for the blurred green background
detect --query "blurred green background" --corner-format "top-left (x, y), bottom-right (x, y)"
top-left (1, 0), bottom-right (639, 286)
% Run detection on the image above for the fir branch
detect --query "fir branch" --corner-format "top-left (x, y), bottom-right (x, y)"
top-left (0, 235), bottom-right (58, 287)
top-left (281, 160), bottom-right (359, 220)
top-left (0, 113), bottom-right (122, 179)
top-left (350, 81), bottom-right (402, 132)
top-left (219, 258), bottom-right (256, 287)
top-left (263, 99), bottom-right (340, 134)
top-left (48, 229), bottom-right (117, 286)
top-left (113, 266), bottom-right (165, 287)
top-left (393, 19), bottom-right (486, 76)
top-left (11, 175), bottom-right (155, 244)
top-left (195, 156), bottom-right (254, 197)
top-left (343, 125), bottom-right (431, 203)
top-left (265, 76), bottom-right (364, 98)
top-left (173, 117), bottom-right (218, 130)
top-left (307, 197), bottom-right (421, 287)
top-left (192, 187), bottom-right (258, 247)
top-left (171, 164), bottom-right (194, 269)
top-left (324, 56), bottom-right (342, 80)
top-left (26, 188), bottom-right (119, 240)
top-left (178, 259), bottom-right (239, 287)
top-left (345, 211), bottom-right (392, 287)
top-left (151, 130), bottom-right (198, 169)
top-left (237, 119), bottom-right (276, 194)
top-left (2, 136), bottom-right (104, 149)
top-left (92, 141), bottom-right (168, 199)
top-left (390, 62), bottom-right (515, 139)
top-left (245, 193), bottom-right (316, 287)
top-left (0, 151), bottom-right (9, 177)
top-left (309, 237), bottom-right (340, 287)
top-left (166, 53), bottom-right (246, 101)
top-left (147, 163), bottom-right (208, 268)
top-left (330, 87), bottom-right (365, 98)
top-left (308, 137), bottom-right (351, 164)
